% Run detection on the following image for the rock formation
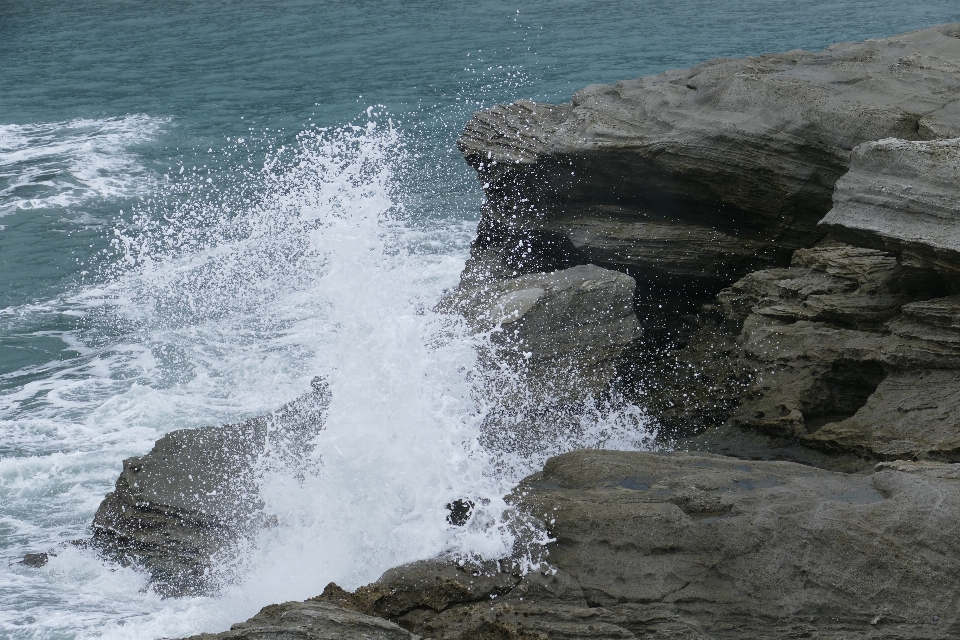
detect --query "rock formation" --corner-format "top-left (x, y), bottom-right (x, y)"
top-left (458, 23), bottom-right (960, 294)
top-left (449, 22), bottom-right (960, 466)
top-left (185, 450), bottom-right (960, 639)
top-left (820, 137), bottom-right (960, 279)
top-left (81, 22), bottom-right (960, 639)
top-left (91, 378), bottom-right (330, 596)
top-left (441, 264), bottom-right (640, 401)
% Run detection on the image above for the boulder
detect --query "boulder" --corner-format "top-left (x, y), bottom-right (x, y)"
top-left (459, 23), bottom-right (960, 290)
top-left (255, 450), bottom-right (960, 640)
top-left (91, 378), bottom-right (330, 596)
top-left (441, 264), bottom-right (640, 402)
top-left (819, 137), bottom-right (960, 279)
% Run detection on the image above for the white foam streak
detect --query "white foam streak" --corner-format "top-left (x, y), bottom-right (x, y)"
top-left (0, 115), bottom-right (166, 217)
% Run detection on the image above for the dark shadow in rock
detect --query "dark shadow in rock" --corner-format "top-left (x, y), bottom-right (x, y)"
top-left (802, 360), bottom-right (886, 433)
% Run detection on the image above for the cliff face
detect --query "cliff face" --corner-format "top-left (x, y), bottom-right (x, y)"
top-left (821, 137), bottom-right (960, 278)
top-left (458, 23), bottom-right (960, 292)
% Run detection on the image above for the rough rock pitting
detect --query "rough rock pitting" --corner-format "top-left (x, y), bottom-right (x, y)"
top-left (820, 137), bottom-right (960, 279)
top-left (92, 378), bottom-right (330, 596)
top-left (459, 23), bottom-right (960, 289)
top-left (640, 242), bottom-right (960, 464)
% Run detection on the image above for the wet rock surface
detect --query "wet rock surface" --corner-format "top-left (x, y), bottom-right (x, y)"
top-left (187, 451), bottom-right (960, 640)
top-left (442, 264), bottom-right (640, 401)
top-left (92, 379), bottom-right (330, 596)
top-left (459, 23), bottom-right (960, 290)
top-left (91, 22), bottom-right (960, 640)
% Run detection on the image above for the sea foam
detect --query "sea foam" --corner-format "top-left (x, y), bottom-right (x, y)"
top-left (0, 114), bottom-right (653, 640)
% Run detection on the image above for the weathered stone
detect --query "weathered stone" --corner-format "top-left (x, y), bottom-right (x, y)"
top-left (267, 450), bottom-right (960, 640)
top-left (820, 137), bottom-right (960, 279)
top-left (183, 600), bottom-right (418, 640)
top-left (459, 24), bottom-right (960, 289)
top-left (91, 378), bottom-right (330, 596)
top-left (442, 264), bottom-right (640, 401)
top-left (513, 450), bottom-right (960, 639)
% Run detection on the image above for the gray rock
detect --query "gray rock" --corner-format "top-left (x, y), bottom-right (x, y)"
top-left (459, 24), bottom-right (960, 289)
top-left (515, 450), bottom-right (960, 639)
top-left (441, 264), bottom-right (640, 402)
top-left (92, 378), bottom-right (330, 596)
top-left (621, 241), bottom-right (960, 465)
top-left (820, 137), bottom-right (960, 279)
top-left (182, 600), bottom-right (418, 640)
top-left (277, 450), bottom-right (960, 640)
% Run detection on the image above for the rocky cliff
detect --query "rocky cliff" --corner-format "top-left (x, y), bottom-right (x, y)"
top-left (458, 23), bottom-right (960, 297)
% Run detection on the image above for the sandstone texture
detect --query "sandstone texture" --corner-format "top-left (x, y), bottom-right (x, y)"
top-left (92, 379), bottom-right (329, 596)
top-left (645, 243), bottom-right (960, 466)
top-left (188, 451), bottom-right (960, 640)
top-left (458, 23), bottom-right (960, 290)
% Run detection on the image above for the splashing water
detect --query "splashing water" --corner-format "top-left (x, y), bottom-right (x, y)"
top-left (0, 113), bottom-right (654, 639)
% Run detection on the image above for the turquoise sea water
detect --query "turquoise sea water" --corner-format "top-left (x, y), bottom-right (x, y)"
top-left (2, 2), bottom-right (959, 638)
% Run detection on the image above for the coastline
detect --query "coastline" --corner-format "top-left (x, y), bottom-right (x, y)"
top-left (78, 21), bottom-right (960, 639)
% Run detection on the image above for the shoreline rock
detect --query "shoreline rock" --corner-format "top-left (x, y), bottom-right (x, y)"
top-left (459, 23), bottom-right (960, 293)
top-left (184, 450), bottom-right (960, 639)
top-left (91, 378), bottom-right (330, 597)
top-left (820, 137), bottom-right (960, 279)
top-left (441, 263), bottom-right (640, 402)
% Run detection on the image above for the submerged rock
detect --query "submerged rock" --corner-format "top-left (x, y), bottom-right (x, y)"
top-left (92, 378), bottom-right (330, 597)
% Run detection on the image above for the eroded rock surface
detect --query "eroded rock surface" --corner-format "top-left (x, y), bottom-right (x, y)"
top-left (92, 379), bottom-right (330, 596)
top-left (459, 23), bottom-right (960, 289)
top-left (184, 600), bottom-right (418, 640)
top-left (196, 450), bottom-right (960, 640)
top-left (820, 137), bottom-right (960, 279)
top-left (634, 242), bottom-right (960, 465)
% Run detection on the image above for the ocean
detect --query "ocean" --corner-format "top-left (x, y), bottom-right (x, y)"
top-left (2, 2), bottom-right (958, 638)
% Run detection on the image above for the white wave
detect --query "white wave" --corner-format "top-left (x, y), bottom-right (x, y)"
top-left (0, 115), bottom-right (167, 218)
top-left (0, 113), bottom-right (654, 640)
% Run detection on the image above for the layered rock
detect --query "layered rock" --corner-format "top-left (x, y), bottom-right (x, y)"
top-left (459, 23), bottom-right (960, 290)
top-left (92, 379), bottom-right (329, 596)
top-left (185, 600), bottom-right (418, 640)
top-left (632, 242), bottom-right (960, 465)
top-left (820, 137), bottom-right (960, 279)
top-left (187, 450), bottom-right (960, 640)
